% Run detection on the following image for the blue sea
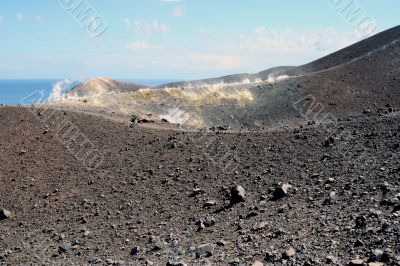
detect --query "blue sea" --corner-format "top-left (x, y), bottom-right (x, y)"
top-left (0, 79), bottom-right (179, 105)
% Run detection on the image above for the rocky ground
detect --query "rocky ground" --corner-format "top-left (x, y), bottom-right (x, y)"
top-left (0, 106), bottom-right (399, 266)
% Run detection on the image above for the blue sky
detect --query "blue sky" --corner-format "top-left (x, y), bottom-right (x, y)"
top-left (0, 0), bottom-right (398, 79)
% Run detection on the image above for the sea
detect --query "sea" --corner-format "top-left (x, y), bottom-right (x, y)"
top-left (0, 79), bottom-right (178, 105)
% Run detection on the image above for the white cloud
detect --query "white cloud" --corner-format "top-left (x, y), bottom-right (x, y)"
top-left (172, 6), bottom-right (185, 17)
top-left (16, 13), bottom-right (23, 21)
top-left (126, 19), bottom-right (169, 35)
top-left (151, 59), bottom-right (163, 65)
top-left (127, 41), bottom-right (164, 52)
top-left (35, 15), bottom-right (44, 23)
top-left (127, 41), bottom-right (150, 52)
top-left (254, 27), bottom-right (266, 34)
top-left (34, 26), bottom-right (367, 79)
top-left (239, 27), bottom-right (363, 53)
top-left (168, 27), bottom-right (366, 74)
top-left (188, 54), bottom-right (246, 70)
top-left (122, 18), bottom-right (131, 27)
top-left (199, 28), bottom-right (212, 36)
top-left (122, 18), bottom-right (169, 35)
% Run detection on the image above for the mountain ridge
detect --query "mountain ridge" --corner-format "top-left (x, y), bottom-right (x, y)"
top-left (58, 25), bottom-right (400, 128)
top-left (65, 26), bottom-right (400, 94)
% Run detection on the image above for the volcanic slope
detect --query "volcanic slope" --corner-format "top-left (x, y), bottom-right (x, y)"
top-left (0, 106), bottom-right (399, 265)
top-left (65, 77), bottom-right (144, 98)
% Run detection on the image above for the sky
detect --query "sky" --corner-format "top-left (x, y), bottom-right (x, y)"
top-left (0, 0), bottom-right (399, 80)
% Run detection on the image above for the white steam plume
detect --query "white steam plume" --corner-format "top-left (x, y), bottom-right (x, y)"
top-left (48, 79), bottom-right (73, 101)
top-left (266, 75), bottom-right (290, 84)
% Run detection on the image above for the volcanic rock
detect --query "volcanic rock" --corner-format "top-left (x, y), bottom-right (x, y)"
top-left (230, 185), bottom-right (245, 204)
top-left (282, 247), bottom-right (296, 259)
top-left (273, 183), bottom-right (292, 200)
top-left (194, 243), bottom-right (215, 258)
top-left (0, 209), bottom-right (12, 220)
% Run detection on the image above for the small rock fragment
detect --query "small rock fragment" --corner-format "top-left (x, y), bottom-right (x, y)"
top-left (202, 217), bottom-right (215, 227)
top-left (216, 240), bottom-right (227, 246)
top-left (130, 246), bottom-right (139, 256)
top-left (323, 136), bottom-right (335, 147)
top-left (349, 259), bottom-right (365, 266)
top-left (355, 215), bottom-right (367, 228)
top-left (166, 262), bottom-right (188, 266)
top-left (264, 251), bottom-right (278, 262)
top-left (189, 188), bottom-right (204, 197)
top-left (149, 236), bottom-right (163, 251)
top-left (230, 185), bottom-right (245, 204)
top-left (327, 178), bottom-right (335, 183)
top-left (326, 255), bottom-right (338, 264)
top-left (368, 263), bottom-right (384, 266)
top-left (282, 247), bottom-right (296, 259)
top-left (59, 243), bottom-right (72, 253)
top-left (253, 221), bottom-right (268, 231)
top-left (197, 217), bottom-right (216, 230)
top-left (0, 209), bottom-right (12, 220)
top-left (278, 204), bottom-right (290, 213)
top-left (247, 207), bottom-right (260, 218)
top-left (369, 209), bottom-right (382, 217)
top-left (203, 200), bottom-right (216, 208)
top-left (363, 108), bottom-right (372, 114)
top-left (195, 243), bottom-right (215, 258)
top-left (368, 249), bottom-right (383, 262)
top-left (273, 183), bottom-right (292, 200)
top-left (354, 239), bottom-right (365, 247)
